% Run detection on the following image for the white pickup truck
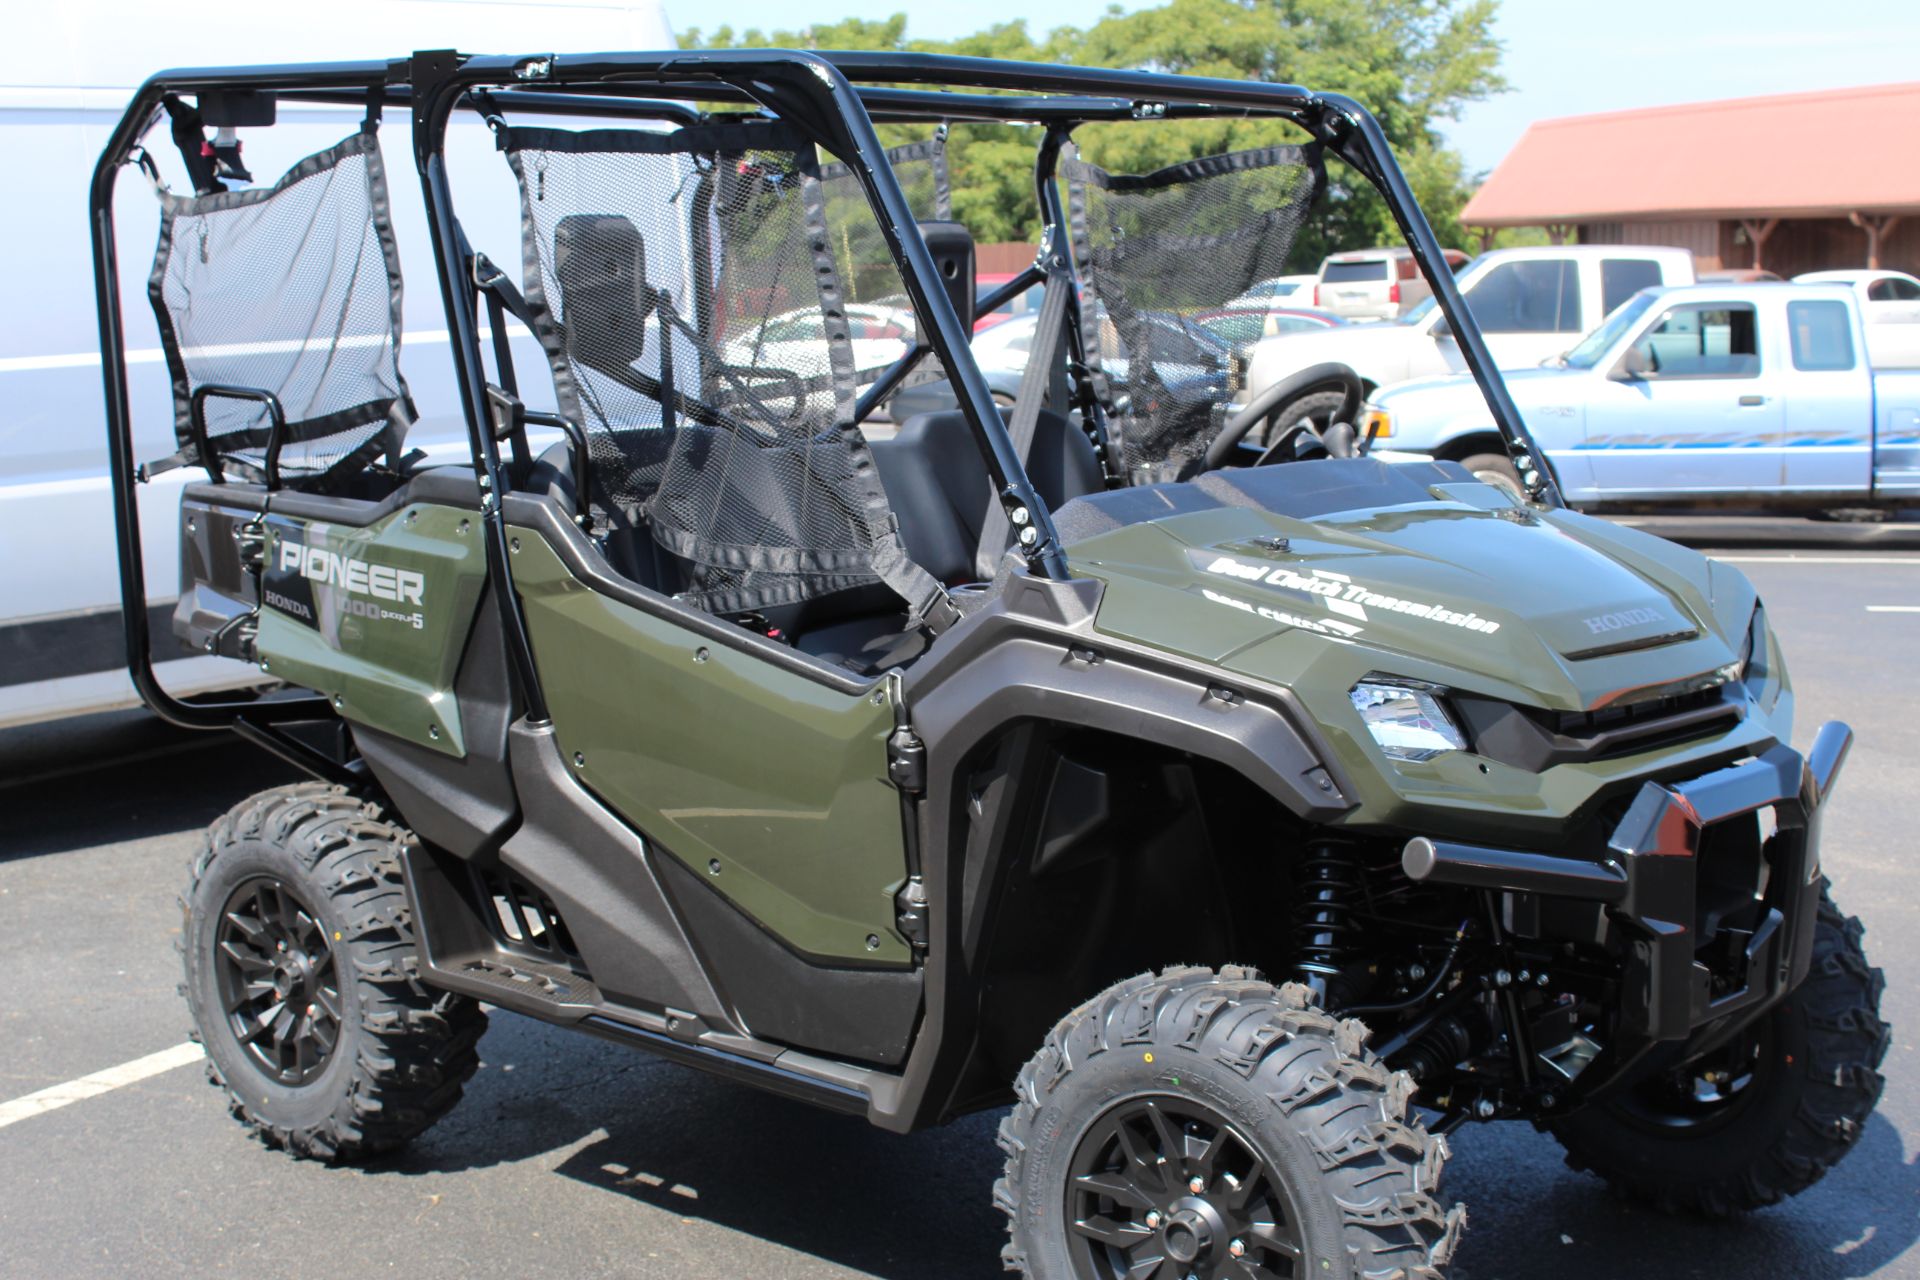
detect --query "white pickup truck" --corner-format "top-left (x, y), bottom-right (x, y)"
top-left (1238, 245), bottom-right (1695, 436)
top-left (1364, 283), bottom-right (1920, 509)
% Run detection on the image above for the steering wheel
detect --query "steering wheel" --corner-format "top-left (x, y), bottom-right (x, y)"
top-left (1200, 363), bottom-right (1365, 472)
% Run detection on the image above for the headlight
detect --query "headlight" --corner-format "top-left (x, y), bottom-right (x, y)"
top-left (1350, 680), bottom-right (1467, 761)
top-left (1359, 405), bottom-right (1393, 440)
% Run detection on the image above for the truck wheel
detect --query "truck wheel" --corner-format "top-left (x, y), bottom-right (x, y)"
top-left (1456, 452), bottom-right (1524, 499)
top-left (179, 782), bottom-right (487, 1162)
top-left (996, 966), bottom-right (1463, 1279)
top-left (1551, 882), bottom-right (1888, 1215)
top-left (1258, 389), bottom-right (1349, 446)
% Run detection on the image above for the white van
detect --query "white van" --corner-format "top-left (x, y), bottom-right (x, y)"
top-left (0, 1), bottom-right (671, 729)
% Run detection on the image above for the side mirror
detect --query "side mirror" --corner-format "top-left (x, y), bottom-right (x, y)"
top-left (917, 220), bottom-right (976, 333)
top-left (1611, 345), bottom-right (1652, 381)
top-left (1431, 315), bottom-right (1452, 340)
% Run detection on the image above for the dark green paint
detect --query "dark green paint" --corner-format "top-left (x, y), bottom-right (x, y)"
top-left (1067, 485), bottom-right (1791, 844)
top-left (256, 505), bottom-right (487, 756)
top-left (506, 530), bottom-right (911, 965)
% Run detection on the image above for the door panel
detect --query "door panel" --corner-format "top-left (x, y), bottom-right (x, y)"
top-left (1583, 302), bottom-right (1783, 496)
top-left (508, 530), bottom-right (912, 965)
top-left (1780, 298), bottom-right (1875, 492)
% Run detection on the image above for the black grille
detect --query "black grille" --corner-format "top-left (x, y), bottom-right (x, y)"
top-left (1551, 684), bottom-right (1730, 742)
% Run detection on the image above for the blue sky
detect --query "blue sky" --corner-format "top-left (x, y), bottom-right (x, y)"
top-left (666, 0), bottom-right (1920, 174)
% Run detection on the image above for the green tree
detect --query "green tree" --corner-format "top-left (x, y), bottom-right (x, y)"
top-left (682, 0), bottom-right (1504, 265)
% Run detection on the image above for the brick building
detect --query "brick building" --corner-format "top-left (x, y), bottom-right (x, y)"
top-left (1462, 82), bottom-right (1920, 276)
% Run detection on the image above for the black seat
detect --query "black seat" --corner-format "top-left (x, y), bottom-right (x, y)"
top-left (868, 407), bottom-right (1104, 583)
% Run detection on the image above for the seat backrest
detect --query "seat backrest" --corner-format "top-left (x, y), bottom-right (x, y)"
top-left (868, 407), bottom-right (1103, 583)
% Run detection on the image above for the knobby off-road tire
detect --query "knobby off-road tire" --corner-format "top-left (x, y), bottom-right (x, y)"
top-left (180, 783), bottom-right (487, 1161)
top-left (1551, 882), bottom-right (1889, 1215)
top-left (997, 966), bottom-right (1464, 1279)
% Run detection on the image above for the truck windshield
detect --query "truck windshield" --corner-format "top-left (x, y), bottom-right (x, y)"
top-left (1562, 292), bottom-right (1659, 369)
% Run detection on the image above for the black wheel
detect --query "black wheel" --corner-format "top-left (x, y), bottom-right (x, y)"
top-left (1256, 390), bottom-right (1348, 448)
top-left (1551, 882), bottom-right (1889, 1215)
top-left (1456, 452), bottom-right (1524, 499)
top-left (180, 783), bottom-right (487, 1161)
top-left (997, 966), bottom-right (1463, 1279)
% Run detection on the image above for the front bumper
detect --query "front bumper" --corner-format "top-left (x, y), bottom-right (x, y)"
top-left (1403, 721), bottom-right (1852, 1048)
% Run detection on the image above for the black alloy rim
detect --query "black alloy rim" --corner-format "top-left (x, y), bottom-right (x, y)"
top-left (1614, 1021), bottom-right (1771, 1136)
top-left (1065, 1094), bottom-right (1306, 1279)
top-left (213, 876), bottom-right (342, 1086)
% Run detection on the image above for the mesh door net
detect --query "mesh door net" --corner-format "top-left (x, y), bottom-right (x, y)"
top-left (147, 126), bottom-right (412, 486)
top-left (504, 122), bottom-right (941, 618)
top-left (820, 135), bottom-right (950, 392)
top-left (1064, 143), bottom-right (1323, 478)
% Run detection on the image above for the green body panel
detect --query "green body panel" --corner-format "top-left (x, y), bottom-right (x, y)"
top-left (1068, 482), bottom-right (1792, 845)
top-left (506, 531), bottom-right (911, 964)
top-left (257, 505), bottom-right (487, 755)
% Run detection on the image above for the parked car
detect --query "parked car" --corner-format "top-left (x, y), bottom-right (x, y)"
top-left (1309, 246), bottom-right (1469, 321)
top-left (1192, 304), bottom-right (1346, 347)
top-left (1363, 282), bottom-right (1920, 508)
top-left (972, 271), bottom-right (1045, 331)
top-left (1238, 245), bottom-right (1697, 444)
top-left (1699, 268), bottom-right (1783, 283)
top-left (1221, 273), bottom-right (1319, 308)
top-left (885, 308), bottom-right (1231, 424)
top-left (1793, 269), bottom-right (1920, 368)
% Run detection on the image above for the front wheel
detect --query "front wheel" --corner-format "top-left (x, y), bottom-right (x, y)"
top-left (1550, 882), bottom-right (1889, 1215)
top-left (997, 966), bottom-right (1463, 1279)
top-left (1456, 452), bottom-right (1524, 500)
top-left (180, 783), bottom-right (487, 1161)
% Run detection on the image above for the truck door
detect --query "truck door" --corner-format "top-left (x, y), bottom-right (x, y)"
top-left (1779, 298), bottom-right (1875, 494)
top-left (1582, 300), bottom-right (1783, 496)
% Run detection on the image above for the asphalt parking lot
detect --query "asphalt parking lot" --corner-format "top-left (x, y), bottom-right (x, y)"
top-left (3, 514), bottom-right (1918, 1280)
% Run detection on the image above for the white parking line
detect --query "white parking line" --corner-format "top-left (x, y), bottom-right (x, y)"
top-left (1866, 605), bottom-right (1920, 613)
top-left (0, 1043), bottom-right (205, 1132)
top-left (1712, 556), bottom-right (1920, 565)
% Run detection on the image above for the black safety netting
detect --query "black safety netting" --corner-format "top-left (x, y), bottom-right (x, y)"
top-left (504, 122), bottom-right (944, 617)
top-left (147, 127), bottom-right (412, 486)
top-left (1065, 143), bottom-right (1324, 478)
top-left (819, 136), bottom-right (950, 390)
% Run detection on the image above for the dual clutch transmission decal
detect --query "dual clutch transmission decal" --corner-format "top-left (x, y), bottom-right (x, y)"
top-left (1198, 553), bottom-right (1501, 638)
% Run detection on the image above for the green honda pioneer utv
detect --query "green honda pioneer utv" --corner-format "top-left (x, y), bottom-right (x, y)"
top-left (94, 46), bottom-right (1886, 1279)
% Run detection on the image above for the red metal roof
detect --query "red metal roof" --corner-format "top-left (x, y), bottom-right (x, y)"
top-left (1462, 81), bottom-right (1920, 227)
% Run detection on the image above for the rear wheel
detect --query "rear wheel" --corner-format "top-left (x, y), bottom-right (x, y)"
top-left (1550, 883), bottom-right (1888, 1214)
top-left (180, 783), bottom-right (487, 1161)
top-left (997, 966), bottom-right (1463, 1279)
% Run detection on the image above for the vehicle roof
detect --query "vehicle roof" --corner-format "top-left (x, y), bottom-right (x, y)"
top-left (1475, 244), bottom-right (1694, 261)
top-left (1635, 281), bottom-right (1858, 304)
top-left (1324, 247), bottom-right (1413, 262)
top-left (1794, 269), bottom-right (1920, 284)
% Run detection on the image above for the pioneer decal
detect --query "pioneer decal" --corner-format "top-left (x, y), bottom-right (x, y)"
top-left (277, 542), bottom-right (426, 605)
top-left (264, 525), bottom-right (428, 633)
top-left (1201, 554), bottom-right (1501, 636)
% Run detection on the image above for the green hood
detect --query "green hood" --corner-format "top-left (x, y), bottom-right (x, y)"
top-left (1067, 489), bottom-right (1757, 715)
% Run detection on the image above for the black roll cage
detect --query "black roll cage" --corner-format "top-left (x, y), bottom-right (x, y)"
top-left (91, 47), bottom-right (1557, 758)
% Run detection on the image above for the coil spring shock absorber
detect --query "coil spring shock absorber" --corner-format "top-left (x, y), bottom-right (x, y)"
top-left (1294, 841), bottom-right (1365, 1004)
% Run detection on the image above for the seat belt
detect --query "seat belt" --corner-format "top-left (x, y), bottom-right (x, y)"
top-left (974, 258), bottom-right (1073, 579)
